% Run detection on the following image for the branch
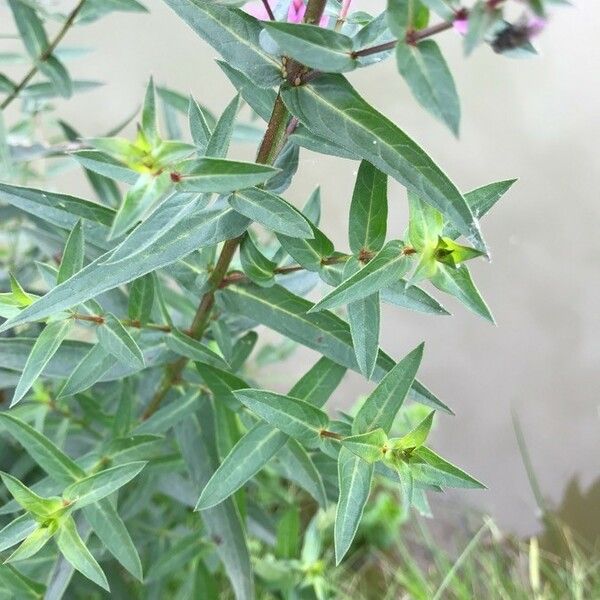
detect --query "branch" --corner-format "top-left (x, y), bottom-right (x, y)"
top-left (260, 0), bottom-right (276, 21)
top-left (1, 0), bottom-right (87, 111)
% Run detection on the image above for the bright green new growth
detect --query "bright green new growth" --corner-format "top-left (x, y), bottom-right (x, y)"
top-left (0, 0), bottom-right (555, 597)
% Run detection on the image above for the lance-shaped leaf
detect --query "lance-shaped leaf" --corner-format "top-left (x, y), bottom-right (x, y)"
top-left (217, 284), bottom-right (452, 413)
top-left (395, 410), bottom-right (435, 450)
top-left (341, 428), bottom-right (389, 464)
top-left (56, 516), bottom-right (109, 591)
top-left (396, 40), bottom-right (460, 135)
top-left (205, 94), bottom-right (240, 158)
top-left (176, 158), bottom-right (279, 193)
top-left (0, 563), bottom-right (44, 599)
top-left (228, 187), bottom-right (313, 239)
top-left (57, 220), bottom-right (85, 284)
top-left (411, 446), bottom-right (485, 489)
top-left (349, 161), bottom-right (388, 254)
top-left (408, 190), bottom-right (444, 250)
top-left (281, 74), bottom-right (486, 253)
top-left (430, 264), bottom-right (494, 322)
top-left (443, 178), bottom-right (517, 239)
top-left (165, 329), bottom-right (229, 369)
top-left (353, 343), bottom-right (424, 434)
top-left (335, 448), bottom-right (373, 564)
top-left (310, 240), bottom-right (410, 312)
top-left (161, 0), bottom-right (282, 87)
top-left (134, 391), bottom-right (201, 435)
top-left (145, 534), bottom-right (209, 583)
top-left (176, 414), bottom-right (253, 600)
top-left (240, 233), bottom-right (277, 287)
top-left (0, 204), bottom-right (249, 331)
top-left (234, 389), bottom-right (329, 445)
top-left (0, 183), bottom-right (115, 228)
top-left (275, 439), bottom-right (328, 507)
top-left (97, 313), bottom-right (145, 369)
top-left (0, 472), bottom-right (63, 518)
top-left (58, 344), bottom-right (117, 398)
top-left (464, 1), bottom-right (501, 56)
top-left (141, 78), bottom-right (158, 145)
top-left (276, 222), bottom-right (334, 272)
top-left (381, 279), bottom-right (449, 315)
top-left (11, 319), bottom-right (72, 407)
top-left (264, 22), bottom-right (356, 72)
top-left (348, 290), bottom-right (380, 379)
top-left (196, 358), bottom-right (345, 510)
top-left (0, 514), bottom-right (38, 553)
top-left (72, 150), bottom-right (139, 185)
top-left (128, 274), bottom-right (155, 325)
top-left (62, 462), bottom-right (146, 509)
top-left (7, 523), bottom-right (56, 563)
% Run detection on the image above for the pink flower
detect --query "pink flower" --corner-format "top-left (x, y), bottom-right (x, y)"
top-left (243, 1), bottom-right (328, 26)
top-left (527, 15), bottom-right (547, 38)
top-left (453, 17), bottom-right (469, 36)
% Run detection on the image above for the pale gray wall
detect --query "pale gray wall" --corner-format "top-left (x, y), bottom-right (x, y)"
top-left (2, 0), bottom-right (599, 534)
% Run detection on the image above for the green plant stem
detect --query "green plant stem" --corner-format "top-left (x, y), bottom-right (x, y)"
top-left (1, 0), bottom-right (87, 111)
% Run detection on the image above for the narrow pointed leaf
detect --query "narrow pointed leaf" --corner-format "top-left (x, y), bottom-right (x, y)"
top-left (412, 446), bottom-right (485, 489)
top-left (0, 514), bottom-right (38, 553)
top-left (97, 313), bottom-right (145, 369)
top-left (11, 319), bottom-right (72, 407)
top-left (56, 517), bottom-right (109, 591)
top-left (264, 22), bottom-right (356, 72)
top-left (341, 428), bottom-right (388, 464)
top-left (234, 389), bottom-right (329, 445)
top-left (311, 240), bottom-right (410, 312)
top-left (349, 161), bottom-right (388, 254)
top-left (353, 343), bottom-right (424, 434)
top-left (396, 411), bottom-right (435, 449)
top-left (57, 221), bottom-right (85, 284)
top-left (0, 472), bottom-right (63, 517)
top-left (205, 94), bottom-right (240, 158)
top-left (240, 233), bottom-right (277, 287)
top-left (335, 448), bottom-right (373, 564)
top-left (281, 74), bottom-right (486, 252)
top-left (165, 328), bottom-right (229, 369)
top-left (228, 187), bottom-right (313, 239)
top-left (381, 279), bottom-right (449, 315)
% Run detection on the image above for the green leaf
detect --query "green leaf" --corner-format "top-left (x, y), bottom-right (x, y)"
top-left (0, 563), bottom-right (44, 599)
top-left (145, 533), bottom-right (208, 583)
top-left (430, 264), bottom-right (494, 322)
top-left (176, 414), bottom-right (253, 600)
top-left (264, 22), bottom-right (356, 73)
top-left (0, 204), bottom-right (249, 331)
top-left (395, 410), bottom-right (434, 449)
top-left (275, 506), bottom-right (300, 560)
top-left (412, 446), bottom-right (485, 489)
top-left (310, 240), bottom-right (410, 312)
top-left (177, 158), bottom-right (279, 193)
top-left (341, 428), bottom-right (389, 463)
top-left (205, 94), bottom-right (240, 158)
top-left (0, 413), bottom-right (85, 484)
top-left (408, 191), bottom-right (443, 250)
top-left (443, 178), bottom-right (517, 239)
top-left (195, 363), bottom-right (248, 410)
top-left (228, 187), bottom-right (314, 239)
top-left (128, 274), bottom-right (155, 325)
top-left (196, 358), bottom-right (345, 510)
top-left (58, 344), bottom-right (117, 398)
top-left (217, 284), bottom-right (451, 413)
top-left (0, 472), bottom-right (63, 518)
top-left (11, 319), bottom-right (72, 407)
top-left (281, 74), bottom-right (486, 253)
top-left (135, 390), bottom-right (201, 435)
top-left (0, 514), bottom-right (37, 553)
top-left (240, 233), bottom-right (277, 287)
top-left (434, 236), bottom-right (485, 267)
top-left (276, 439), bottom-right (328, 508)
top-left (335, 448), bottom-right (373, 564)
top-left (97, 313), bottom-right (145, 369)
top-left (57, 220), bottom-right (85, 284)
top-left (349, 161), bottom-right (388, 254)
top-left (381, 279), bottom-right (449, 315)
top-left (165, 329), bottom-right (229, 369)
top-left (276, 222), bottom-right (334, 272)
top-left (72, 150), bottom-right (139, 185)
top-left (56, 516), bottom-right (109, 591)
top-left (7, 523), bottom-right (55, 563)
top-left (464, 1), bottom-right (501, 56)
top-left (396, 39), bottom-right (460, 135)
top-left (141, 78), bottom-right (158, 145)
top-left (62, 462), bottom-right (146, 509)
top-left (9, 273), bottom-right (32, 306)
top-left (353, 343), bottom-right (424, 434)
top-left (234, 389), bottom-right (329, 445)
top-left (0, 182), bottom-right (115, 228)
top-left (161, 0), bottom-right (282, 87)
top-left (189, 96), bottom-right (213, 149)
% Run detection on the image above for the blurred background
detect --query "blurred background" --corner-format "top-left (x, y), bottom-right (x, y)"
top-left (1, 0), bottom-right (598, 537)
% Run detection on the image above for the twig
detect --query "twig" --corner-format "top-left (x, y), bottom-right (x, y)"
top-left (260, 0), bottom-right (276, 21)
top-left (1, 0), bottom-right (87, 110)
